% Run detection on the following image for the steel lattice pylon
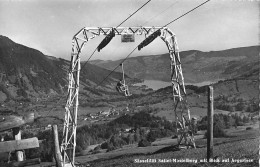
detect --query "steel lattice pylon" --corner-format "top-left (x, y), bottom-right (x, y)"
top-left (61, 38), bottom-right (81, 167)
top-left (160, 28), bottom-right (196, 148)
top-left (61, 26), bottom-right (195, 166)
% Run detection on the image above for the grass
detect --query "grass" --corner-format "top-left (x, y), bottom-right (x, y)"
top-left (76, 123), bottom-right (259, 167)
top-left (84, 136), bottom-right (259, 167)
top-left (87, 138), bottom-right (259, 167)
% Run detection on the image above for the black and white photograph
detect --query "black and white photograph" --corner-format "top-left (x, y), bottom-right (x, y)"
top-left (0, 0), bottom-right (259, 167)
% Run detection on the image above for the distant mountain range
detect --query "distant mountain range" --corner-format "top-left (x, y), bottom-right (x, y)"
top-left (0, 35), bottom-right (258, 103)
top-left (0, 35), bottom-right (123, 102)
top-left (90, 46), bottom-right (259, 83)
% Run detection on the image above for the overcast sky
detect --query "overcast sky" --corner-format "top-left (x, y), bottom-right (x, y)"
top-left (0, 0), bottom-right (258, 61)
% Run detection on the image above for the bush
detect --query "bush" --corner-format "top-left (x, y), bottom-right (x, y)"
top-left (109, 135), bottom-right (127, 149)
top-left (204, 120), bottom-right (227, 138)
top-left (242, 116), bottom-right (250, 123)
top-left (146, 131), bottom-right (157, 142)
top-left (92, 149), bottom-right (102, 154)
top-left (107, 143), bottom-right (116, 152)
top-left (91, 145), bottom-right (102, 154)
top-left (101, 142), bottom-right (109, 149)
top-left (94, 145), bottom-right (101, 151)
top-left (235, 102), bottom-right (246, 111)
top-left (236, 121), bottom-right (244, 126)
top-left (213, 121), bottom-right (227, 137)
top-left (172, 135), bottom-right (178, 139)
top-left (138, 139), bottom-right (151, 147)
top-left (205, 127), bottom-right (226, 138)
top-left (101, 142), bottom-right (115, 152)
top-left (197, 124), bottom-right (207, 131)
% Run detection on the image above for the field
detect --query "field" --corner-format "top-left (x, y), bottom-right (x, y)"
top-left (76, 122), bottom-right (259, 167)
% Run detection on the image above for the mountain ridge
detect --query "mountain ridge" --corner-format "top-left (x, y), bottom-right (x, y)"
top-left (0, 35), bottom-right (124, 102)
top-left (90, 45), bottom-right (259, 83)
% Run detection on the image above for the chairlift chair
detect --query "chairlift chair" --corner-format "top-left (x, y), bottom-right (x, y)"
top-left (116, 63), bottom-right (131, 96)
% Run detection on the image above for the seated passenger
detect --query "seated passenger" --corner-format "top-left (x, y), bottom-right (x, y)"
top-left (116, 79), bottom-right (124, 93)
top-left (116, 79), bottom-right (131, 96)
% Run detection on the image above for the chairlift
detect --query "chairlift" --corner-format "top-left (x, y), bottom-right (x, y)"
top-left (116, 63), bottom-right (131, 96)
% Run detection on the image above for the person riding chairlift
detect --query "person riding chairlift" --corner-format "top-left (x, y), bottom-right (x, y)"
top-left (116, 79), bottom-right (131, 96)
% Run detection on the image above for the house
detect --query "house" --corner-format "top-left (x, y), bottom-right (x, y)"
top-left (124, 128), bottom-right (132, 132)
top-left (100, 110), bottom-right (110, 116)
top-left (91, 115), bottom-right (98, 119)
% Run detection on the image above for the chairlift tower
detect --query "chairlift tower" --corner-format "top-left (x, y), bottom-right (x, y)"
top-left (61, 26), bottom-right (195, 166)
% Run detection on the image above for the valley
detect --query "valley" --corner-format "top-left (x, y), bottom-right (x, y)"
top-left (0, 36), bottom-right (259, 166)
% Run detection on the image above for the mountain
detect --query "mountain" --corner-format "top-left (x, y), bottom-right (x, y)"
top-left (85, 59), bottom-right (112, 65)
top-left (90, 46), bottom-right (259, 83)
top-left (0, 35), bottom-right (124, 102)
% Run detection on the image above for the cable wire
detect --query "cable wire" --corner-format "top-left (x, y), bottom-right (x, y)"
top-left (47, 0), bottom-right (211, 115)
top-left (80, 0), bottom-right (152, 71)
top-left (81, 48), bottom-right (97, 70)
top-left (94, 0), bottom-right (211, 88)
top-left (96, 46), bottom-right (138, 87)
top-left (117, 0), bottom-right (151, 28)
top-left (163, 0), bottom-right (210, 27)
top-left (142, 0), bottom-right (179, 26)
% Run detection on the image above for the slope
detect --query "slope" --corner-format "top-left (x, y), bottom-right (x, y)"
top-left (0, 35), bottom-right (125, 102)
top-left (91, 46), bottom-right (259, 83)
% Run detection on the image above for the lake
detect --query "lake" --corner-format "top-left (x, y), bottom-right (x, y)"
top-left (134, 80), bottom-right (216, 90)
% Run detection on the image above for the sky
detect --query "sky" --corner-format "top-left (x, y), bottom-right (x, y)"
top-left (0, 0), bottom-right (259, 61)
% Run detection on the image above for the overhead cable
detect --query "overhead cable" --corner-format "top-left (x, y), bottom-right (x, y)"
top-left (163, 0), bottom-right (210, 27)
top-left (81, 0), bottom-right (152, 70)
top-left (95, 0), bottom-right (211, 87)
top-left (142, 0), bottom-right (179, 26)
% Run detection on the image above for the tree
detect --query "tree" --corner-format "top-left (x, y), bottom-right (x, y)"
top-left (134, 132), bottom-right (141, 142)
top-left (246, 106), bottom-right (251, 113)
top-left (226, 116), bottom-right (235, 128)
top-left (213, 120), bottom-right (227, 137)
top-left (233, 114), bottom-right (244, 126)
top-left (147, 130), bottom-right (157, 142)
top-left (242, 116), bottom-right (249, 123)
top-left (127, 134), bottom-right (135, 144)
top-left (235, 102), bottom-right (246, 111)
top-left (204, 118), bottom-right (227, 138)
top-left (109, 134), bottom-right (127, 149)
top-left (138, 139), bottom-right (151, 147)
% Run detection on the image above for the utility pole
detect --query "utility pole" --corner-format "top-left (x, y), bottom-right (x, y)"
top-left (207, 86), bottom-right (214, 162)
